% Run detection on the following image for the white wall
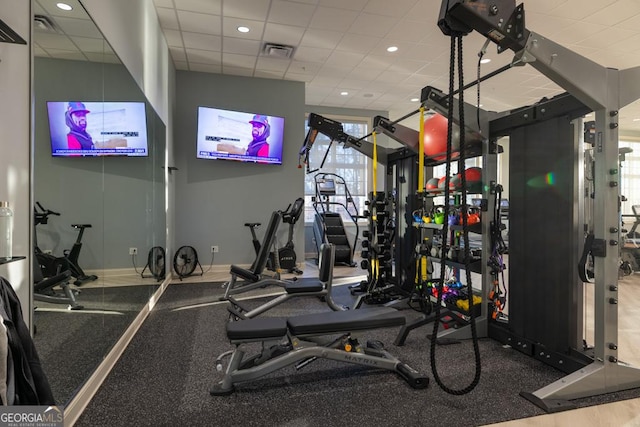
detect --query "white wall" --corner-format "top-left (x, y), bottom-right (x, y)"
top-left (0, 1), bottom-right (32, 325)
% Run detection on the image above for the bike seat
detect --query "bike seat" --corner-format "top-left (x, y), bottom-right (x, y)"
top-left (71, 224), bottom-right (92, 229)
top-left (244, 222), bottom-right (261, 228)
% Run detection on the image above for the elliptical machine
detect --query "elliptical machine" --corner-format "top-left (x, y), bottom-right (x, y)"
top-left (34, 202), bottom-right (98, 286)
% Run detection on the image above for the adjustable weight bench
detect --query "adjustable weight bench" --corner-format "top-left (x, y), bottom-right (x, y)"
top-left (211, 307), bottom-right (429, 395)
top-left (226, 243), bottom-right (346, 319)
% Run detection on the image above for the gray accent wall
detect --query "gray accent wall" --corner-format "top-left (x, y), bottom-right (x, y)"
top-left (174, 71), bottom-right (306, 266)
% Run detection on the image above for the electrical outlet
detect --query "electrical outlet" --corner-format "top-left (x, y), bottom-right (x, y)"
top-left (129, 247), bottom-right (138, 255)
top-left (211, 245), bottom-right (219, 253)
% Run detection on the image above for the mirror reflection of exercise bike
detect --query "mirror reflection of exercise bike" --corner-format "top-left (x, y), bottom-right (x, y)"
top-left (33, 206), bottom-right (83, 310)
top-left (245, 198), bottom-right (304, 275)
top-left (34, 202), bottom-right (98, 286)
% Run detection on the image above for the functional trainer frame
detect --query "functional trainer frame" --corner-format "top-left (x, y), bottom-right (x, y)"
top-left (439, 0), bottom-right (640, 412)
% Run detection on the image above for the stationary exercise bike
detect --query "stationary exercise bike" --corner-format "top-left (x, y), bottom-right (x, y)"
top-left (245, 198), bottom-right (304, 275)
top-left (34, 202), bottom-right (98, 286)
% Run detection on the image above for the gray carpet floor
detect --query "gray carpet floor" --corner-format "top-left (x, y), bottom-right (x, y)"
top-left (33, 284), bottom-right (158, 405)
top-left (74, 281), bottom-right (640, 427)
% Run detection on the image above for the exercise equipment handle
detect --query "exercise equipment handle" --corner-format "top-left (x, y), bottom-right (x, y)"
top-left (36, 201), bottom-right (60, 216)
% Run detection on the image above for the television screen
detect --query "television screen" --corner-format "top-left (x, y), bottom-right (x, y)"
top-left (47, 101), bottom-right (148, 157)
top-left (196, 106), bottom-right (285, 165)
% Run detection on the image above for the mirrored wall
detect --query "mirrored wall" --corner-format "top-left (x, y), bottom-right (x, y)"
top-left (32, 0), bottom-right (166, 405)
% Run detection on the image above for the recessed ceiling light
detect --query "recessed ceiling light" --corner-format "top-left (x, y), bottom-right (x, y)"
top-left (480, 58), bottom-right (491, 64)
top-left (340, 91), bottom-right (349, 96)
top-left (633, 118), bottom-right (640, 122)
top-left (237, 26), bottom-right (250, 33)
top-left (411, 98), bottom-right (419, 102)
top-left (387, 46), bottom-right (398, 53)
top-left (56, 2), bottom-right (72, 10)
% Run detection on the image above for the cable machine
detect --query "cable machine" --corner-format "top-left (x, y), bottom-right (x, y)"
top-left (438, 0), bottom-right (640, 412)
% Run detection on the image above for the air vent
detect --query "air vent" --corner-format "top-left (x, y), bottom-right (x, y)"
top-left (34, 15), bottom-right (58, 33)
top-left (262, 43), bottom-right (295, 59)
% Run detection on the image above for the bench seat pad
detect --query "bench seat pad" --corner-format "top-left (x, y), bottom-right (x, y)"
top-left (287, 307), bottom-right (405, 336)
top-left (227, 317), bottom-right (287, 341)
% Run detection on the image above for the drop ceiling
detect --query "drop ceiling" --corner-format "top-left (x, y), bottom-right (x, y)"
top-left (33, 0), bottom-right (640, 132)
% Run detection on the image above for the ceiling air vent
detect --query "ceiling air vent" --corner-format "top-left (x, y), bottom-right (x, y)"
top-left (34, 15), bottom-right (59, 33)
top-left (262, 43), bottom-right (295, 59)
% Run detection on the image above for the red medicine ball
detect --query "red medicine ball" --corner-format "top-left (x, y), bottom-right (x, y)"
top-left (423, 113), bottom-right (459, 161)
top-left (426, 177), bottom-right (440, 191)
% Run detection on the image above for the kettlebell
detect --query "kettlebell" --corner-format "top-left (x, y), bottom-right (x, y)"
top-left (433, 205), bottom-right (445, 225)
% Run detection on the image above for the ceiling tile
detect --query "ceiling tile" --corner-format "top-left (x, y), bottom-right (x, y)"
top-left (582, 0), bottom-right (640, 26)
top-left (156, 7), bottom-right (180, 31)
top-left (346, 67), bottom-right (383, 81)
top-left (349, 12), bottom-right (398, 37)
top-left (189, 62), bottom-right (223, 73)
top-left (358, 55), bottom-right (392, 71)
top-left (169, 47), bottom-right (187, 62)
top-left (223, 66), bottom-right (255, 77)
top-left (364, 0), bottom-right (419, 18)
top-left (269, 0), bottom-right (316, 26)
top-left (300, 28), bottom-right (344, 49)
top-left (85, 52), bottom-right (120, 63)
top-left (224, 0), bottom-right (271, 21)
top-left (262, 23), bottom-right (306, 46)
top-left (175, 0), bottom-right (221, 15)
top-left (53, 17), bottom-right (102, 38)
top-left (34, 33), bottom-right (78, 50)
top-left (69, 36), bottom-right (111, 53)
top-left (576, 27), bottom-right (636, 51)
top-left (526, 0), bottom-right (570, 14)
top-left (256, 56), bottom-right (291, 72)
top-left (254, 69), bottom-right (286, 79)
top-left (174, 60), bottom-right (190, 70)
top-left (163, 29), bottom-right (184, 47)
top-left (222, 17), bottom-right (265, 40)
top-left (222, 53), bottom-right (257, 68)
top-left (44, 49), bottom-right (86, 61)
top-left (153, 0), bottom-right (175, 7)
top-left (324, 50), bottom-right (365, 68)
top-left (183, 32), bottom-right (222, 51)
top-left (285, 72), bottom-right (315, 82)
top-left (178, 10), bottom-right (222, 35)
top-left (335, 33), bottom-right (382, 54)
top-left (316, 0), bottom-right (366, 11)
top-left (617, 12), bottom-right (640, 31)
top-left (293, 46), bottom-right (333, 63)
top-left (309, 7), bottom-right (358, 31)
top-left (186, 48), bottom-right (222, 65)
top-left (288, 61), bottom-right (322, 74)
top-left (222, 37), bottom-right (261, 55)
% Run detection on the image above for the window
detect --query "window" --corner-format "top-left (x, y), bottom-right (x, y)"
top-left (303, 116), bottom-right (370, 224)
top-left (620, 140), bottom-right (640, 216)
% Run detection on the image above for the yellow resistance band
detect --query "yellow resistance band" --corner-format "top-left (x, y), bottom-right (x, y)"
top-left (418, 106), bottom-right (425, 193)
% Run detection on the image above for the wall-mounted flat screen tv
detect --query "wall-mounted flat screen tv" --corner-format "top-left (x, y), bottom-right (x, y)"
top-left (47, 101), bottom-right (148, 157)
top-left (196, 106), bottom-right (285, 165)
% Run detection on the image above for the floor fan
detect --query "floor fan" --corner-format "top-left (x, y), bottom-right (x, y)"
top-left (141, 246), bottom-right (166, 282)
top-left (173, 245), bottom-right (203, 280)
